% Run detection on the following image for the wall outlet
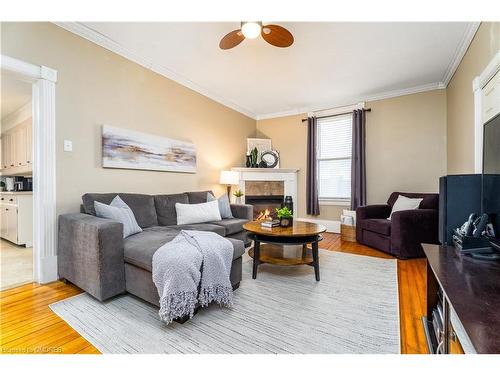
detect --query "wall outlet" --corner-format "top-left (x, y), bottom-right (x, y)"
top-left (63, 140), bottom-right (73, 152)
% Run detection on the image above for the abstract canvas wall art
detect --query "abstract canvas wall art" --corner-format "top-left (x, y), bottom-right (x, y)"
top-left (102, 125), bottom-right (196, 173)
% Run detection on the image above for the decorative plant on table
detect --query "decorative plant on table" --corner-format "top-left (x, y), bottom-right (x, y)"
top-left (233, 189), bottom-right (244, 204)
top-left (276, 206), bottom-right (293, 227)
top-left (250, 147), bottom-right (259, 168)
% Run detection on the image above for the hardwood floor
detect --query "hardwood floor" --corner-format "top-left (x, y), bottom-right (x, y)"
top-left (0, 233), bottom-right (428, 354)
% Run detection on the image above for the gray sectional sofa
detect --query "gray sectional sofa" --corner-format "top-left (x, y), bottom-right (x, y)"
top-left (57, 191), bottom-right (252, 308)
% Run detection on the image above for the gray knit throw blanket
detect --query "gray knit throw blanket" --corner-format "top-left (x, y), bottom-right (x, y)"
top-left (152, 230), bottom-right (234, 324)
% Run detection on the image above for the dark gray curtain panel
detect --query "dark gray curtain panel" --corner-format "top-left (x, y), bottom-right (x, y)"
top-left (306, 116), bottom-right (320, 215)
top-left (351, 109), bottom-right (367, 210)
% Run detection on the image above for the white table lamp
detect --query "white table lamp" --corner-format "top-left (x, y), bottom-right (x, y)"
top-left (220, 170), bottom-right (239, 198)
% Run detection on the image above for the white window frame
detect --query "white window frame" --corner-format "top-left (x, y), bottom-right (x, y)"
top-left (316, 115), bottom-right (352, 205)
top-left (314, 103), bottom-right (364, 206)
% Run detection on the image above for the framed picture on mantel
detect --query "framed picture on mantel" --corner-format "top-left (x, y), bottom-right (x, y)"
top-left (247, 138), bottom-right (272, 155)
top-left (102, 125), bottom-right (197, 173)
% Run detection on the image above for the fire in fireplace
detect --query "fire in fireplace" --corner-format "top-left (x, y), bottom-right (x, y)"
top-left (245, 195), bottom-right (284, 220)
top-left (256, 209), bottom-right (271, 220)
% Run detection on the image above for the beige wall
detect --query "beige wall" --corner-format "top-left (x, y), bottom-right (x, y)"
top-left (447, 22), bottom-right (500, 174)
top-left (366, 90), bottom-right (447, 204)
top-left (1, 23), bottom-right (256, 214)
top-left (256, 89), bottom-right (447, 220)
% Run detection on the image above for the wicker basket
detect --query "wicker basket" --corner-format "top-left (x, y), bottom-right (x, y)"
top-left (340, 224), bottom-right (356, 242)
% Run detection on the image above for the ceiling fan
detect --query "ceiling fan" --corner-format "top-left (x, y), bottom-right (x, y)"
top-left (219, 22), bottom-right (294, 50)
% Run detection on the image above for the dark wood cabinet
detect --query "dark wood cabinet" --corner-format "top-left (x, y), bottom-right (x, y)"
top-left (423, 244), bottom-right (500, 354)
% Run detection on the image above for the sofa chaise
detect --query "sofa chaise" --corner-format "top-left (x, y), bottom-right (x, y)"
top-left (58, 191), bottom-right (252, 308)
top-left (356, 192), bottom-right (439, 259)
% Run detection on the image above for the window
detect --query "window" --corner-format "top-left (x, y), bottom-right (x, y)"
top-left (317, 113), bottom-right (352, 201)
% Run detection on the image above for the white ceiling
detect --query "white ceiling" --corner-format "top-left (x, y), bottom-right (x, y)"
top-left (58, 22), bottom-right (478, 119)
top-left (1, 74), bottom-right (32, 120)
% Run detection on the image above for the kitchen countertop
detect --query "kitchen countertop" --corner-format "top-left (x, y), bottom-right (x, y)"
top-left (0, 191), bottom-right (33, 195)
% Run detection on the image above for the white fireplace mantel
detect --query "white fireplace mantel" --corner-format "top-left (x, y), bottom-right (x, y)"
top-left (231, 168), bottom-right (299, 218)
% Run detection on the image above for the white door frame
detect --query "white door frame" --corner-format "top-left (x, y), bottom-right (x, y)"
top-left (1, 54), bottom-right (58, 284)
top-left (473, 51), bottom-right (500, 173)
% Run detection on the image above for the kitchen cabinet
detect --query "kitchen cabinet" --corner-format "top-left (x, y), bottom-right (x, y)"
top-left (0, 193), bottom-right (33, 247)
top-left (0, 205), bottom-right (18, 243)
top-left (0, 118), bottom-right (32, 175)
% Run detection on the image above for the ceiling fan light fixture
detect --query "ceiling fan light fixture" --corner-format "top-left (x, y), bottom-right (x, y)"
top-left (241, 22), bottom-right (262, 39)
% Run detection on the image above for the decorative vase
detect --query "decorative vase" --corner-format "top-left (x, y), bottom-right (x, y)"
top-left (280, 217), bottom-right (293, 228)
top-left (235, 196), bottom-right (242, 204)
top-left (245, 154), bottom-right (251, 168)
top-left (283, 196), bottom-right (293, 213)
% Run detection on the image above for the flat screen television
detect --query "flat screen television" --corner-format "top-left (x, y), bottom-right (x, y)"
top-left (482, 112), bottom-right (500, 244)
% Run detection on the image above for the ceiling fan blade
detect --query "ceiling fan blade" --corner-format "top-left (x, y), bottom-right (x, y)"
top-left (261, 24), bottom-right (294, 48)
top-left (219, 29), bottom-right (245, 49)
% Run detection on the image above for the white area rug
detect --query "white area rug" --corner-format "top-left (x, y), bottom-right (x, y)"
top-left (50, 250), bottom-right (400, 353)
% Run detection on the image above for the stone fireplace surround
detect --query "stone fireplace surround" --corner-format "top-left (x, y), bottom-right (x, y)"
top-left (231, 168), bottom-right (298, 219)
top-left (245, 181), bottom-right (284, 219)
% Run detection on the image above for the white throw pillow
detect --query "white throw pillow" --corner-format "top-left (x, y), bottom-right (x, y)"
top-left (94, 196), bottom-right (142, 238)
top-left (175, 200), bottom-right (222, 225)
top-left (207, 192), bottom-right (233, 219)
top-left (388, 195), bottom-right (423, 220)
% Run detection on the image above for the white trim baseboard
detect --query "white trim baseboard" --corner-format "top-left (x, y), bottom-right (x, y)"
top-left (39, 255), bottom-right (58, 284)
top-left (296, 217), bottom-right (340, 233)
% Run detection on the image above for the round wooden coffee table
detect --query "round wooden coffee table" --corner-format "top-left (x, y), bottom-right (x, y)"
top-left (243, 220), bottom-right (327, 281)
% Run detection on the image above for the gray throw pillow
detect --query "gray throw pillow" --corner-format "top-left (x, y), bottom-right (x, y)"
top-left (207, 193), bottom-right (233, 219)
top-left (94, 195), bottom-right (142, 238)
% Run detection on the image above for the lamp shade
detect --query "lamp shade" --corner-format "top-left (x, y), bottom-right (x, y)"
top-left (219, 171), bottom-right (239, 185)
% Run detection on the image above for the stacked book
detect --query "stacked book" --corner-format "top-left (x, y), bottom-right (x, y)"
top-left (261, 219), bottom-right (280, 228)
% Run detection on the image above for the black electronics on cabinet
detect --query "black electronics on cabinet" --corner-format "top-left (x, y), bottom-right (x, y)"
top-left (439, 174), bottom-right (482, 245)
top-left (482, 113), bottom-right (500, 241)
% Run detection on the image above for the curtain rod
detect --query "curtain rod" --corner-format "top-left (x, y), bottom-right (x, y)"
top-left (301, 108), bottom-right (371, 122)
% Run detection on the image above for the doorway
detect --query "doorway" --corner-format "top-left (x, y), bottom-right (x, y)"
top-left (0, 74), bottom-right (34, 290)
top-left (0, 54), bottom-right (57, 286)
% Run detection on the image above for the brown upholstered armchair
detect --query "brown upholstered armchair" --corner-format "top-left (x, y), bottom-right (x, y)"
top-left (355, 192), bottom-right (439, 259)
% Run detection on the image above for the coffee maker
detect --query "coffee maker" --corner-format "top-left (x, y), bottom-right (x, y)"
top-left (13, 176), bottom-right (32, 191)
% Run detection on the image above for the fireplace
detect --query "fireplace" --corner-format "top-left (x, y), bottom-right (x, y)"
top-left (244, 180), bottom-right (285, 220)
top-left (231, 168), bottom-right (298, 219)
top-left (245, 195), bottom-right (284, 220)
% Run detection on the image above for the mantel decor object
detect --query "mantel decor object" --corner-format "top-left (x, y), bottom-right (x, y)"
top-left (250, 147), bottom-right (259, 168)
top-left (233, 189), bottom-right (244, 204)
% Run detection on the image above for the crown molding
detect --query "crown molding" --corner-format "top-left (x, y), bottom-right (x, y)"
top-left (256, 82), bottom-right (445, 120)
top-left (53, 22), bottom-right (257, 120)
top-left (442, 22), bottom-right (481, 86)
top-left (54, 22), bottom-right (476, 122)
top-left (1, 101), bottom-right (31, 131)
